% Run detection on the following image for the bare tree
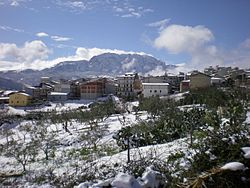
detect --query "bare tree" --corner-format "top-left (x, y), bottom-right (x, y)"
top-left (4, 124), bottom-right (38, 172)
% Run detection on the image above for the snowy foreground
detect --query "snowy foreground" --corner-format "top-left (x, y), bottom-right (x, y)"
top-left (0, 100), bottom-right (192, 187)
top-left (1, 100), bottom-right (250, 188)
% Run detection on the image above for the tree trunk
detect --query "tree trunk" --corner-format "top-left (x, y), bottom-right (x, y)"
top-left (127, 137), bottom-right (130, 163)
top-left (190, 126), bottom-right (193, 147)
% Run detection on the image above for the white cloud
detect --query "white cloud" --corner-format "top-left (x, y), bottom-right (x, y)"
top-left (4, 0), bottom-right (30, 7)
top-left (113, 2), bottom-right (153, 18)
top-left (0, 25), bottom-right (25, 33)
top-left (153, 24), bottom-right (250, 70)
top-left (36, 32), bottom-right (49, 37)
top-left (10, 1), bottom-right (19, 6)
top-left (0, 40), bottom-right (50, 71)
top-left (113, 6), bottom-right (123, 12)
top-left (121, 14), bottom-right (134, 18)
top-left (55, 0), bottom-right (90, 13)
top-left (143, 8), bottom-right (154, 13)
top-left (145, 66), bottom-right (166, 76)
top-left (121, 12), bottom-right (141, 18)
top-left (240, 38), bottom-right (250, 49)
top-left (75, 47), bottom-right (151, 60)
top-left (154, 24), bottom-right (214, 54)
top-left (51, 35), bottom-right (72, 42)
top-left (147, 18), bottom-right (171, 31)
top-left (0, 45), bottom-right (151, 71)
top-left (122, 58), bottom-right (136, 71)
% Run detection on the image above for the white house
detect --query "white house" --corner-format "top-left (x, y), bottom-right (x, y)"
top-left (142, 83), bottom-right (169, 98)
top-left (48, 92), bottom-right (68, 102)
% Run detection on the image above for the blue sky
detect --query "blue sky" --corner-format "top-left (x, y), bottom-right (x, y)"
top-left (0, 0), bottom-right (250, 71)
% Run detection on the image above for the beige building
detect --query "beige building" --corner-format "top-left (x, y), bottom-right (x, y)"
top-left (189, 72), bottom-right (211, 90)
top-left (9, 92), bottom-right (31, 106)
top-left (116, 72), bottom-right (142, 97)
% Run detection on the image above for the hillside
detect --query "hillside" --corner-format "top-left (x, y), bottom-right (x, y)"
top-left (0, 53), bottom-right (176, 85)
top-left (0, 77), bottom-right (24, 90)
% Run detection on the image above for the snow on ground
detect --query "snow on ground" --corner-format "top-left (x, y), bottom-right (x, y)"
top-left (221, 162), bottom-right (245, 171)
top-left (3, 100), bottom-right (94, 116)
top-left (98, 112), bottom-right (148, 145)
top-left (30, 100), bottom-right (93, 112)
top-left (6, 106), bottom-right (28, 115)
top-left (241, 147), bottom-right (250, 159)
top-left (0, 109), bottom-right (150, 176)
top-left (0, 99), bottom-right (196, 187)
top-left (161, 91), bottom-right (189, 101)
top-left (95, 138), bottom-right (192, 168)
top-left (245, 111), bottom-right (250, 124)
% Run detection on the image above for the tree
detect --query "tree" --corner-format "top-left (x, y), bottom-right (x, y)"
top-left (32, 121), bottom-right (58, 161)
top-left (4, 124), bottom-right (38, 172)
top-left (183, 107), bottom-right (205, 147)
top-left (139, 96), bottom-right (162, 119)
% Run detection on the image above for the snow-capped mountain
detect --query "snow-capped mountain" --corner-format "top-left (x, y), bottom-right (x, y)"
top-left (0, 53), bottom-right (176, 85)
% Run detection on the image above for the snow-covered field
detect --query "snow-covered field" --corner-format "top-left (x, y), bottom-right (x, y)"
top-left (1, 98), bottom-right (249, 187)
top-left (4, 100), bottom-right (94, 116)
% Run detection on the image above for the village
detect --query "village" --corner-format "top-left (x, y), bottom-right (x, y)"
top-left (1, 65), bottom-right (250, 108)
top-left (0, 64), bottom-right (250, 187)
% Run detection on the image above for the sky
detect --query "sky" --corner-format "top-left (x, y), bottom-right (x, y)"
top-left (0, 0), bottom-right (250, 72)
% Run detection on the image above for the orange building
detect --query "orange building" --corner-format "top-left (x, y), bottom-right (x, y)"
top-left (80, 79), bottom-right (105, 99)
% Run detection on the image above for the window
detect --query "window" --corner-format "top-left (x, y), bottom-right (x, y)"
top-left (160, 90), bottom-right (162, 93)
top-left (154, 90), bottom-right (157, 93)
top-left (150, 90), bottom-right (152, 93)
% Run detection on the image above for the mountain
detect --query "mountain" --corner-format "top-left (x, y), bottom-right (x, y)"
top-left (0, 53), bottom-right (176, 85)
top-left (0, 77), bottom-right (24, 90)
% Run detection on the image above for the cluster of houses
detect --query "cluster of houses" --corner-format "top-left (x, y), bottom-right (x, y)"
top-left (0, 66), bottom-right (250, 107)
top-left (180, 66), bottom-right (250, 92)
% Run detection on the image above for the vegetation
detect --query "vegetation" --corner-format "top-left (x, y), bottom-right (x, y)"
top-left (0, 87), bottom-right (250, 187)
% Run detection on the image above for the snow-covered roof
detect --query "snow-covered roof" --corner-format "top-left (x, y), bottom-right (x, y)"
top-left (25, 85), bottom-right (36, 89)
top-left (181, 80), bottom-right (190, 83)
top-left (49, 92), bottom-right (68, 96)
top-left (142, 83), bottom-right (169, 86)
top-left (0, 97), bottom-right (9, 100)
top-left (12, 92), bottom-right (30, 97)
top-left (211, 77), bottom-right (224, 80)
top-left (3, 90), bottom-right (18, 96)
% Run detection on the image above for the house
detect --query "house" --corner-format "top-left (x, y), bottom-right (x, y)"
top-left (54, 79), bottom-right (71, 93)
top-left (211, 76), bottom-right (225, 86)
top-left (0, 97), bottom-right (9, 104)
top-left (180, 80), bottom-right (190, 92)
top-left (48, 92), bottom-right (68, 102)
top-left (25, 84), bottom-right (53, 100)
top-left (80, 78), bottom-right (105, 99)
top-left (116, 72), bottom-right (142, 97)
top-left (133, 73), bottom-right (143, 95)
top-left (142, 83), bottom-right (169, 98)
top-left (69, 81), bottom-right (81, 99)
top-left (104, 78), bottom-right (116, 96)
top-left (189, 71), bottom-right (211, 90)
top-left (142, 75), bottom-right (167, 83)
top-left (9, 92), bottom-right (31, 106)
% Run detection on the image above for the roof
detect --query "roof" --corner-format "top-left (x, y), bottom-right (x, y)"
top-left (24, 84), bottom-right (36, 89)
top-left (10, 92), bottom-right (30, 97)
top-left (0, 97), bottom-right (9, 100)
top-left (142, 83), bottom-right (169, 86)
top-left (2, 90), bottom-right (18, 96)
top-left (181, 80), bottom-right (190, 83)
top-left (211, 77), bottom-right (224, 80)
top-left (49, 92), bottom-right (68, 96)
top-left (191, 71), bottom-right (211, 78)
